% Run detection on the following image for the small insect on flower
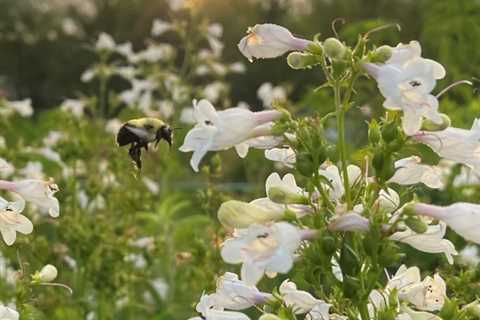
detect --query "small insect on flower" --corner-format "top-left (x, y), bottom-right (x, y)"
top-left (116, 117), bottom-right (173, 169)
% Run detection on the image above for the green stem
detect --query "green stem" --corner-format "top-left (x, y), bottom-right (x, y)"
top-left (334, 84), bottom-right (351, 208)
top-left (99, 74), bottom-right (108, 118)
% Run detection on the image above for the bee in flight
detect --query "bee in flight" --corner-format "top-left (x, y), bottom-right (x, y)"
top-left (116, 118), bottom-right (173, 169)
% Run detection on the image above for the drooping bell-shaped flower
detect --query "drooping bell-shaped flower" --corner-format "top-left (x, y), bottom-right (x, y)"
top-left (0, 178), bottom-right (60, 217)
top-left (214, 272), bottom-right (272, 310)
top-left (220, 222), bottom-right (303, 285)
top-left (279, 279), bottom-right (331, 316)
top-left (412, 202), bottom-right (480, 244)
top-left (363, 41), bottom-right (446, 135)
top-left (179, 99), bottom-right (282, 172)
top-left (389, 221), bottom-right (457, 264)
top-left (238, 24), bottom-right (311, 61)
top-left (389, 156), bottom-right (444, 189)
top-left (0, 196), bottom-right (33, 246)
top-left (414, 119), bottom-right (480, 173)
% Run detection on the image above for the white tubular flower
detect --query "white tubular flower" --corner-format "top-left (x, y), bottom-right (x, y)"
top-left (0, 305), bottom-right (19, 320)
top-left (265, 147), bottom-right (296, 168)
top-left (389, 156), bottom-right (444, 189)
top-left (414, 119), bottom-right (480, 173)
top-left (0, 196), bottom-right (32, 246)
top-left (376, 188), bottom-right (400, 213)
top-left (318, 164), bottom-right (362, 202)
top-left (151, 19), bottom-right (172, 36)
top-left (386, 265), bottom-right (422, 293)
top-left (458, 245), bottom-right (480, 267)
top-left (220, 222), bottom-right (303, 285)
top-left (413, 202), bottom-right (480, 244)
top-left (215, 272), bottom-right (272, 310)
top-left (179, 99), bottom-right (282, 172)
top-left (328, 212), bottom-right (370, 232)
top-left (279, 279), bottom-right (331, 315)
top-left (401, 274), bottom-right (446, 311)
top-left (6, 99), bottom-right (33, 117)
top-left (217, 200), bottom-right (284, 229)
top-left (190, 293), bottom-right (250, 320)
top-left (265, 172), bottom-right (307, 204)
top-left (386, 265), bottom-right (446, 311)
top-left (0, 179), bottom-right (60, 217)
top-left (96, 32), bottom-right (116, 51)
top-left (257, 82), bottom-right (287, 107)
top-left (363, 41), bottom-right (446, 135)
top-left (389, 221), bottom-right (458, 264)
top-left (36, 264), bottom-right (58, 282)
top-left (238, 24), bottom-right (311, 61)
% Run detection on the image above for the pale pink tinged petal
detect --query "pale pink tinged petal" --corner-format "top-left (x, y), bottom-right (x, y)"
top-left (15, 214), bottom-right (33, 234)
top-left (194, 99), bottom-right (219, 125)
top-left (9, 197), bottom-right (25, 212)
top-left (383, 97), bottom-right (403, 111)
top-left (413, 203), bottom-right (447, 220)
top-left (282, 173), bottom-right (297, 189)
top-left (254, 110), bottom-right (282, 125)
top-left (402, 108), bottom-right (423, 136)
top-left (425, 59), bottom-right (446, 79)
top-left (221, 238), bottom-right (245, 263)
top-left (0, 180), bottom-right (16, 192)
top-left (266, 249), bottom-right (294, 273)
top-left (0, 227), bottom-right (16, 246)
top-left (235, 143), bottom-right (250, 158)
top-left (48, 198), bottom-right (60, 217)
top-left (207, 309), bottom-right (251, 320)
top-left (241, 260), bottom-right (265, 285)
top-left (265, 172), bottom-right (282, 193)
top-left (362, 63), bottom-right (381, 79)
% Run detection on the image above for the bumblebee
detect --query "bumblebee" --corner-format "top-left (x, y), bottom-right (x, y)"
top-left (116, 118), bottom-right (173, 169)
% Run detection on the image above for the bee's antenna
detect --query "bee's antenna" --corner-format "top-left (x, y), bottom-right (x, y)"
top-left (173, 127), bottom-right (183, 130)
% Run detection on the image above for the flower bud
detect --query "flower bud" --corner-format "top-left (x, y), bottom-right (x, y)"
top-left (296, 152), bottom-right (316, 176)
top-left (421, 113), bottom-right (451, 131)
top-left (307, 41), bottom-right (323, 55)
top-left (34, 264), bottom-right (58, 283)
top-left (368, 119), bottom-right (381, 145)
top-left (259, 314), bottom-right (282, 320)
top-left (328, 213), bottom-right (370, 232)
top-left (381, 121), bottom-right (399, 142)
top-left (323, 38), bottom-right (346, 60)
top-left (464, 300), bottom-right (480, 318)
top-left (267, 186), bottom-right (309, 205)
top-left (404, 215), bottom-right (428, 234)
top-left (217, 200), bottom-right (283, 229)
top-left (287, 52), bottom-right (319, 69)
top-left (371, 45), bottom-right (393, 63)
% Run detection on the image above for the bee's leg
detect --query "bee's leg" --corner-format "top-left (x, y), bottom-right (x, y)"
top-left (128, 143), bottom-right (142, 170)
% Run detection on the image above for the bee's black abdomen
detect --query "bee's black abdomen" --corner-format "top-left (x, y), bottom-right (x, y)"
top-left (117, 124), bottom-right (139, 146)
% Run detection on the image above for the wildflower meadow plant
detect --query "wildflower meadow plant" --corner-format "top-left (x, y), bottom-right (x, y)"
top-left (185, 23), bottom-right (480, 320)
top-left (1, 4), bottom-right (480, 320)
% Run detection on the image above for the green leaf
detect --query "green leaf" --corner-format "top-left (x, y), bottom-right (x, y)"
top-left (398, 143), bottom-right (441, 165)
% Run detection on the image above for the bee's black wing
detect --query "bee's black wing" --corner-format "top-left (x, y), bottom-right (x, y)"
top-left (117, 124), bottom-right (141, 146)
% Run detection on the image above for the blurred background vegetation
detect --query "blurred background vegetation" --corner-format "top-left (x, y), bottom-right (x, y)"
top-left (0, 0), bottom-right (479, 319)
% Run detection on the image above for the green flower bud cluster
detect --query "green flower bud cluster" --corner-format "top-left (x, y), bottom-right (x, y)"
top-left (369, 118), bottom-right (406, 183)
